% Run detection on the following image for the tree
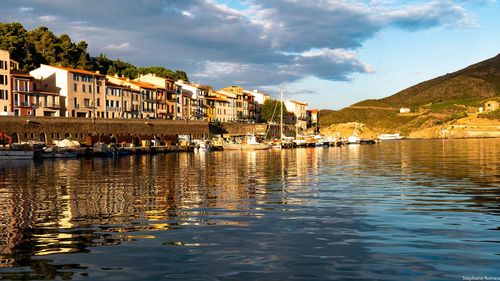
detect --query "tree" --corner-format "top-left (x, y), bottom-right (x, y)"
top-left (260, 99), bottom-right (288, 123)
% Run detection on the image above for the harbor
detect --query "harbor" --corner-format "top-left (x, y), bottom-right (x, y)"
top-left (1, 138), bottom-right (499, 280)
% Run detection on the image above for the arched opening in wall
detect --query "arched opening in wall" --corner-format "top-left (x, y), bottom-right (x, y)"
top-left (133, 136), bottom-right (140, 147)
top-left (65, 133), bottom-right (71, 139)
top-left (39, 133), bottom-right (47, 144)
top-left (11, 133), bottom-right (19, 143)
top-left (110, 136), bottom-right (117, 144)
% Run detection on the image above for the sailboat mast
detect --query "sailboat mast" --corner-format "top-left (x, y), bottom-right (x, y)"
top-left (280, 86), bottom-right (284, 140)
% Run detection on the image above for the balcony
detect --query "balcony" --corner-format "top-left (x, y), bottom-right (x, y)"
top-left (41, 101), bottom-right (61, 109)
top-left (106, 106), bottom-right (120, 112)
top-left (13, 86), bottom-right (33, 93)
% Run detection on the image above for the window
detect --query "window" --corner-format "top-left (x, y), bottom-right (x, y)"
top-left (73, 73), bottom-right (79, 81)
top-left (74, 97), bottom-right (77, 108)
top-left (97, 86), bottom-right (101, 94)
top-left (0, 75), bottom-right (6, 85)
top-left (97, 98), bottom-right (100, 106)
top-left (84, 99), bottom-right (90, 106)
top-left (116, 101), bottom-right (120, 108)
top-left (89, 85), bottom-right (92, 93)
top-left (0, 60), bottom-right (5, 70)
top-left (82, 84), bottom-right (85, 93)
top-left (0, 90), bottom-right (6, 100)
top-left (74, 83), bottom-right (77, 92)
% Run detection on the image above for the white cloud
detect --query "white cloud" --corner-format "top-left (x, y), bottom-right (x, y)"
top-left (38, 15), bottom-right (58, 22)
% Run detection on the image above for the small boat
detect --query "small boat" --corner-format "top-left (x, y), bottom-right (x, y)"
top-left (42, 147), bottom-right (78, 158)
top-left (347, 135), bottom-right (360, 144)
top-left (0, 148), bottom-right (34, 160)
top-left (378, 133), bottom-right (403, 141)
top-left (347, 123), bottom-right (361, 144)
top-left (223, 134), bottom-right (271, 151)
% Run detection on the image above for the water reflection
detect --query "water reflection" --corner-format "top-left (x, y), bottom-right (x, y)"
top-left (0, 139), bottom-right (499, 280)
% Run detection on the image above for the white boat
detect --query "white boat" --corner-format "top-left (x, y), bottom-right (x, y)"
top-left (378, 133), bottom-right (403, 141)
top-left (42, 147), bottom-right (78, 158)
top-left (223, 135), bottom-right (271, 151)
top-left (347, 123), bottom-right (361, 144)
top-left (347, 135), bottom-right (360, 144)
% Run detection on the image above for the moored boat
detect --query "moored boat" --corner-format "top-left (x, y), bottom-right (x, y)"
top-left (223, 134), bottom-right (271, 151)
top-left (378, 133), bottom-right (403, 141)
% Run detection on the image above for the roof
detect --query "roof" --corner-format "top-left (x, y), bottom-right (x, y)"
top-left (309, 109), bottom-right (319, 113)
top-left (106, 81), bottom-right (131, 89)
top-left (115, 77), bottom-right (157, 90)
top-left (205, 96), bottom-right (228, 102)
top-left (49, 65), bottom-right (105, 77)
top-left (10, 70), bottom-right (33, 78)
top-left (287, 100), bottom-right (308, 106)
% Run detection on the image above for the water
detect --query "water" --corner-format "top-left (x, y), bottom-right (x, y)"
top-left (0, 139), bottom-right (499, 280)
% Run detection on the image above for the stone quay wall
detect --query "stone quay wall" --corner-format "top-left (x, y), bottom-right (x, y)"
top-left (0, 116), bottom-right (209, 145)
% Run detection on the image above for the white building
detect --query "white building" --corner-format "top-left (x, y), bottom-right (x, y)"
top-left (285, 99), bottom-right (308, 131)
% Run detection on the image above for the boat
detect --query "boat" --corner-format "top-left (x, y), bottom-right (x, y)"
top-left (0, 132), bottom-right (37, 160)
top-left (42, 147), bottom-right (78, 158)
top-left (223, 134), bottom-right (271, 151)
top-left (0, 148), bottom-right (34, 160)
top-left (378, 133), bottom-right (403, 141)
top-left (347, 123), bottom-right (361, 144)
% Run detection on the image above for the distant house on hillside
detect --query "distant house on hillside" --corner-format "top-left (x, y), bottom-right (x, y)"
top-left (485, 101), bottom-right (499, 112)
top-left (399, 107), bottom-right (410, 113)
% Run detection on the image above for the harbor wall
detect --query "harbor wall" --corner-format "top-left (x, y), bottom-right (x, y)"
top-left (0, 117), bottom-right (299, 145)
top-left (0, 116), bottom-right (209, 145)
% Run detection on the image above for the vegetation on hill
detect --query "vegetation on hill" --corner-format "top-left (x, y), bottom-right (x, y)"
top-left (478, 109), bottom-right (500, 120)
top-left (320, 53), bottom-right (500, 134)
top-left (0, 22), bottom-right (188, 81)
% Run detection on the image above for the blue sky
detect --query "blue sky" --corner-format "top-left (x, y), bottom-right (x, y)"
top-left (1, 0), bottom-right (499, 109)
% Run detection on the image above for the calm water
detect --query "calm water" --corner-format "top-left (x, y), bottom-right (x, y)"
top-left (0, 139), bottom-right (499, 280)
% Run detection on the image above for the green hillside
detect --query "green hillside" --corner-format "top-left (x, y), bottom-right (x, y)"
top-left (320, 53), bottom-right (500, 133)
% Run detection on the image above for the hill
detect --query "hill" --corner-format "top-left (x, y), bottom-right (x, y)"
top-left (319, 54), bottom-right (500, 137)
top-left (0, 22), bottom-right (188, 81)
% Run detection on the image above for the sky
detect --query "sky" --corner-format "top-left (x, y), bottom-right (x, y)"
top-left (1, 0), bottom-right (500, 109)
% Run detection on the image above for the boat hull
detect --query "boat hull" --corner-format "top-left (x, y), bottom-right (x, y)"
top-left (0, 150), bottom-right (34, 160)
top-left (223, 143), bottom-right (271, 150)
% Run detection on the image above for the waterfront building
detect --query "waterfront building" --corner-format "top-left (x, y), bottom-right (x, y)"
top-left (0, 50), bottom-right (12, 115)
top-left (175, 80), bottom-right (208, 120)
top-left (216, 90), bottom-right (237, 122)
top-left (307, 109), bottom-right (319, 129)
top-left (136, 74), bottom-right (177, 119)
top-left (245, 89), bottom-right (269, 122)
top-left (11, 70), bottom-right (35, 117)
top-left (485, 100), bottom-right (499, 112)
top-left (31, 79), bottom-right (61, 117)
top-left (285, 99), bottom-right (309, 131)
top-left (30, 65), bottom-right (106, 118)
top-left (221, 86), bottom-right (247, 121)
top-left (107, 75), bottom-right (157, 119)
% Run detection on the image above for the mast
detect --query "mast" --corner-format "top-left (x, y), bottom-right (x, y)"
top-left (280, 86), bottom-right (284, 140)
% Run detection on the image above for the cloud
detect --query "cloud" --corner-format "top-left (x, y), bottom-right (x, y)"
top-left (38, 15), bottom-right (59, 22)
top-left (103, 42), bottom-right (134, 53)
top-left (19, 7), bottom-right (34, 12)
top-left (1, 0), bottom-right (484, 91)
